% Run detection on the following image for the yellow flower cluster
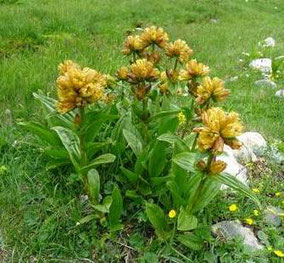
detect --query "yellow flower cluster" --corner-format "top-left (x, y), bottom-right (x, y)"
top-left (196, 77), bottom-right (229, 105)
top-left (56, 60), bottom-right (107, 114)
top-left (122, 35), bottom-right (143, 55)
top-left (165, 39), bottom-right (193, 63)
top-left (179, 59), bottom-right (210, 80)
top-left (196, 107), bottom-right (243, 153)
top-left (140, 26), bottom-right (169, 48)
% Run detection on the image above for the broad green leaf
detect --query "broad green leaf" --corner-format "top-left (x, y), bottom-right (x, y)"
top-left (185, 173), bottom-right (202, 205)
top-left (51, 126), bottom-right (81, 170)
top-left (81, 153), bottom-right (116, 172)
top-left (214, 173), bottom-right (261, 209)
top-left (120, 167), bottom-right (138, 184)
top-left (167, 181), bottom-right (186, 207)
top-left (150, 175), bottom-right (174, 186)
top-left (43, 147), bottom-right (69, 160)
top-left (191, 176), bottom-right (221, 213)
top-left (78, 214), bottom-right (96, 225)
top-left (19, 122), bottom-right (61, 146)
top-left (158, 115), bottom-right (178, 134)
top-left (151, 109), bottom-right (180, 119)
top-left (177, 234), bottom-right (203, 251)
top-left (157, 133), bottom-right (180, 145)
top-left (87, 169), bottom-right (100, 204)
top-left (177, 209), bottom-right (198, 231)
top-left (123, 129), bottom-right (143, 157)
top-left (145, 203), bottom-right (171, 240)
top-left (148, 141), bottom-right (166, 177)
top-left (46, 159), bottom-right (70, 170)
top-left (173, 152), bottom-right (197, 173)
top-left (86, 140), bottom-right (112, 159)
top-left (109, 185), bottom-right (123, 231)
top-left (93, 196), bottom-right (113, 213)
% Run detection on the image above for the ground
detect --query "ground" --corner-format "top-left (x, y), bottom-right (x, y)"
top-left (0, 0), bottom-right (283, 262)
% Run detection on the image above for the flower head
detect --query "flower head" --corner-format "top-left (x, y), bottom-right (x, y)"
top-left (165, 39), bottom-right (193, 63)
top-left (253, 209), bottom-right (259, 216)
top-left (140, 26), bottom-right (169, 48)
top-left (177, 112), bottom-right (186, 125)
top-left (122, 35), bottom-right (143, 55)
top-left (196, 107), bottom-right (243, 153)
top-left (209, 160), bottom-right (227, 174)
top-left (229, 204), bottom-right (238, 212)
top-left (196, 77), bottom-right (229, 105)
top-left (179, 59), bottom-right (210, 80)
top-left (56, 61), bottom-right (106, 113)
top-left (117, 66), bottom-right (129, 80)
top-left (245, 218), bottom-right (254, 225)
top-left (274, 250), bottom-right (284, 258)
top-left (128, 59), bottom-right (159, 83)
top-left (168, 209), bottom-right (177, 218)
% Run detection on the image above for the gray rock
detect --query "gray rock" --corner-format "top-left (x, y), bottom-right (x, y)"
top-left (249, 58), bottom-right (272, 73)
top-left (212, 220), bottom-right (263, 251)
top-left (255, 79), bottom-right (277, 89)
top-left (275, 89), bottom-right (284, 98)
top-left (263, 206), bottom-right (283, 227)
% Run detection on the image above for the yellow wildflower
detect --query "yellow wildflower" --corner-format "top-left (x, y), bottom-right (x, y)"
top-left (209, 160), bottom-right (227, 174)
top-left (128, 59), bottom-right (159, 83)
top-left (177, 112), bottom-right (186, 125)
top-left (274, 250), bottom-right (284, 258)
top-left (168, 209), bottom-right (177, 218)
top-left (165, 39), bottom-right (193, 63)
top-left (134, 84), bottom-right (151, 100)
top-left (140, 26), bottom-right (169, 48)
top-left (229, 204), bottom-right (238, 212)
top-left (56, 61), bottom-right (106, 114)
top-left (179, 59), bottom-right (210, 80)
top-left (245, 218), bottom-right (254, 225)
top-left (252, 188), bottom-right (260, 194)
top-left (117, 66), bottom-right (129, 80)
top-left (122, 35), bottom-right (143, 55)
top-left (253, 210), bottom-right (259, 216)
top-left (196, 107), bottom-right (243, 153)
top-left (196, 77), bottom-right (229, 105)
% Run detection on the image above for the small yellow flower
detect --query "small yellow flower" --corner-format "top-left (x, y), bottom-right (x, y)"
top-left (165, 39), bottom-right (193, 63)
top-left (177, 112), bottom-right (186, 125)
top-left (252, 188), bottom-right (260, 194)
top-left (117, 66), bottom-right (129, 80)
top-left (210, 160), bottom-right (227, 174)
top-left (122, 35), bottom-right (143, 55)
top-left (275, 192), bottom-right (281, 197)
top-left (229, 204), bottom-right (238, 212)
top-left (140, 26), bottom-right (169, 48)
top-left (245, 218), bottom-right (254, 225)
top-left (274, 250), bottom-right (284, 258)
top-left (168, 209), bottom-right (177, 218)
top-left (179, 59), bottom-right (210, 80)
top-left (253, 210), bottom-right (259, 216)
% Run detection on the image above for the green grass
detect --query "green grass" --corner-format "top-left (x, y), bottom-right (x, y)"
top-left (0, 0), bottom-right (284, 262)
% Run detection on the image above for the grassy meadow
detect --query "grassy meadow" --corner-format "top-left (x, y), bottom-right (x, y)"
top-left (0, 0), bottom-right (284, 262)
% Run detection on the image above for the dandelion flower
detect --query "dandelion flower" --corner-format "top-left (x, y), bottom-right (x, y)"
top-left (229, 204), bottom-right (238, 212)
top-left (274, 250), bottom-right (284, 258)
top-left (140, 26), bottom-right (169, 48)
top-left (165, 39), bottom-right (193, 63)
top-left (245, 218), bottom-right (254, 225)
top-left (179, 59), bottom-right (210, 80)
top-left (168, 209), bottom-right (177, 218)
top-left (195, 107), bottom-right (243, 153)
top-left (196, 77), bottom-right (229, 105)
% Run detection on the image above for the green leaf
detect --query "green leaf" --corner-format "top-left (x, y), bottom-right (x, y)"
top-left (123, 129), bottom-right (143, 157)
top-left (78, 214), bottom-right (96, 225)
top-left (157, 133), bottom-right (180, 145)
top-left (109, 185), bottom-right (123, 231)
top-left (51, 126), bottom-right (81, 170)
top-left (19, 122), bottom-right (61, 146)
top-left (43, 147), bottom-right (69, 160)
top-left (87, 169), bottom-right (100, 204)
top-left (46, 159), bottom-right (70, 170)
top-left (177, 234), bottom-right (203, 251)
top-left (148, 141), bottom-right (166, 177)
top-left (150, 175), bottom-right (174, 186)
top-left (191, 176), bottom-right (221, 213)
top-left (172, 152), bottom-right (197, 173)
top-left (185, 173), bottom-right (202, 204)
top-left (151, 109), bottom-right (180, 119)
top-left (167, 181), bottom-right (186, 207)
top-left (120, 167), bottom-right (138, 184)
top-left (93, 196), bottom-right (113, 213)
top-left (81, 153), bottom-right (116, 172)
top-left (86, 140), bottom-right (112, 159)
top-left (145, 203), bottom-right (171, 240)
top-left (177, 209), bottom-right (198, 231)
top-left (214, 173), bottom-right (261, 209)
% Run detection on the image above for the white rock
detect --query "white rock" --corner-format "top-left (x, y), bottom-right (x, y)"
top-left (249, 58), bottom-right (272, 73)
top-left (217, 145), bottom-right (248, 187)
top-left (237, 132), bottom-right (267, 150)
top-left (255, 79), bottom-right (277, 89)
top-left (212, 220), bottom-right (264, 251)
top-left (263, 37), bottom-right (276, 48)
top-left (275, 89), bottom-right (284, 98)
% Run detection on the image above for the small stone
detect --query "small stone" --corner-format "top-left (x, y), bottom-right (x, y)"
top-left (237, 132), bottom-right (267, 151)
top-left (275, 89), bottom-right (284, 98)
top-left (255, 79), bottom-right (277, 89)
top-left (249, 58), bottom-right (272, 73)
top-left (263, 37), bottom-right (276, 48)
top-left (210, 18), bottom-right (218, 24)
top-left (263, 206), bottom-right (283, 227)
top-left (212, 220), bottom-right (263, 251)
